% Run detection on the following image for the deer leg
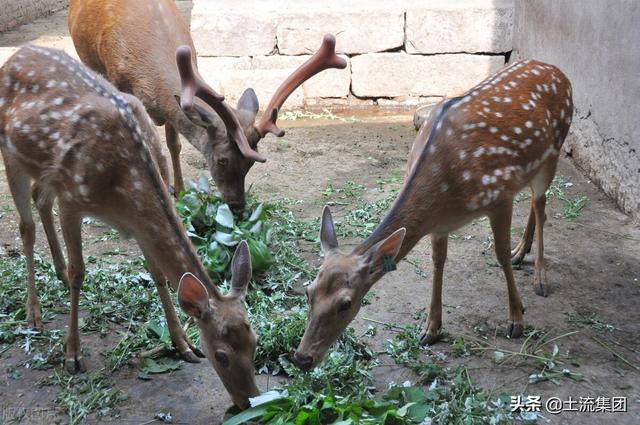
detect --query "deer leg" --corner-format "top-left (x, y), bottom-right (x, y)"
top-left (511, 198), bottom-right (536, 264)
top-left (6, 170), bottom-right (42, 329)
top-left (490, 202), bottom-right (525, 339)
top-left (165, 124), bottom-right (184, 196)
top-left (146, 260), bottom-right (204, 363)
top-left (59, 208), bottom-right (86, 373)
top-left (32, 183), bottom-right (68, 287)
top-left (532, 194), bottom-right (549, 297)
top-left (420, 233), bottom-right (448, 345)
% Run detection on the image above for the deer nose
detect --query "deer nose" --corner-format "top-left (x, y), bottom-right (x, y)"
top-left (293, 352), bottom-right (313, 371)
top-left (227, 201), bottom-right (245, 215)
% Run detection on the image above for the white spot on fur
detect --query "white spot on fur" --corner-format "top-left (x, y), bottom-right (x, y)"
top-left (462, 170), bottom-right (471, 181)
top-left (525, 121), bottom-right (533, 128)
top-left (79, 185), bottom-right (90, 197)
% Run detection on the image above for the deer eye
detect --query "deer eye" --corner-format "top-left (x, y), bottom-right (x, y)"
top-left (338, 298), bottom-right (352, 312)
top-left (214, 350), bottom-right (230, 368)
top-left (217, 158), bottom-right (229, 166)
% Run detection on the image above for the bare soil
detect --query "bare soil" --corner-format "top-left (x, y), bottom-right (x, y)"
top-left (1, 6), bottom-right (639, 425)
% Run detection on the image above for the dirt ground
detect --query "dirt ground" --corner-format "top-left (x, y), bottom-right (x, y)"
top-left (1, 6), bottom-right (640, 425)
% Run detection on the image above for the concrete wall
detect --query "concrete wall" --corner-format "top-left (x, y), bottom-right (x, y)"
top-left (512, 1), bottom-right (640, 216)
top-left (191, 0), bottom-right (513, 108)
top-left (0, 0), bottom-right (66, 33)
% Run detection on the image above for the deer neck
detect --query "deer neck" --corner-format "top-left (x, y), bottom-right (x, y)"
top-left (355, 179), bottom-right (437, 268)
top-left (354, 98), bottom-right (463, 280)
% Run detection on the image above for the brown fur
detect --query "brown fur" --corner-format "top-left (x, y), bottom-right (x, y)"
top-left (0, 46), bottom-right (258, 409)
top-left (294, 60), bottom-right (574, 369)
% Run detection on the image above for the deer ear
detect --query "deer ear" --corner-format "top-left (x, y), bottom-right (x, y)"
top-left (362, 228), bottom-right (406, 276)
top-left (178, 273), bottom-right (211, 318)
top-left (175, 95), bottom-right (216, 128)
top-left (237, 88), bottom-right (259, 129)
top-left (320, 206), bottom-right (338, 253)
top-left (229, 240), bottom-right (252, 299)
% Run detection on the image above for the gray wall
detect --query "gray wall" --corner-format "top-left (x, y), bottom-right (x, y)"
top-left (512, 0), bottom-right (640, 216)
top-left (0, 0), bottom-right (66, 33)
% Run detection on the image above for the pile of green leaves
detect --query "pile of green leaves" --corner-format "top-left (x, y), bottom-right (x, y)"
top-left (225, 373), bottom-right (524, 425)
top-left (176, 176), bottom-right (274, 278)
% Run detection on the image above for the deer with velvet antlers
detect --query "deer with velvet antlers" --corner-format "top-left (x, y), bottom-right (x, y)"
top-left (293, 60), bottom-right (574, 370)
top-left (68, 0), bottom-right (346, 213)
top-left (0, 45), bottom-right (261, 409)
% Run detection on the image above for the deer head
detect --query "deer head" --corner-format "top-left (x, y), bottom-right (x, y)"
top-left (175, 34), bottom-right (347, 214)
top-left (293, 207), bottom-right (406, 371)
top-left (178, 241), bottom-right (259, 409)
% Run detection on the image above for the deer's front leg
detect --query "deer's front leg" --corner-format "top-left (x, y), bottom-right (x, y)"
top-left (165, 124), bottom-right (185, 197)
top-left (59, 210), bottom-right (86, 373)
top-left (147, 261), bottom-right (204, 363)
top-left (532, 194), bottom-right (549, 297)
top-left (490, 202), bottom-right (525, 339)
top-left (420, 233), bottom-right (448, 345)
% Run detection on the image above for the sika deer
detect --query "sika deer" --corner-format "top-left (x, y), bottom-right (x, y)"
top-left (293, 60), bottom-right (573, 370)
top-left (68, 0), bottom-right (346, 213)
top-left (0, 46), bottom-right (259, 409)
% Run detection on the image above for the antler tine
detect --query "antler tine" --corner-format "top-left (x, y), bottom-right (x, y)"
top-left (176, 45), bottom-right (224, 109)
top-left (176, 46), bottom-right (266, 163)
top-left (255, 34), bottom-right (347, 138)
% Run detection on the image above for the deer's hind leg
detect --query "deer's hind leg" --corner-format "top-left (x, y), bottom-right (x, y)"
top-left (5, 168), bottom-right (42, 329)
top-left (511, 197), bottom-right (536, 264)
top-left (32, 183), bottom-right (68, 287)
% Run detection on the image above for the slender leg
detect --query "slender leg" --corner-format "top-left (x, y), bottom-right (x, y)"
top-left (59, 207), bottom-right (86, 373)
top-left (511, 198), bottom-right (536, 264)
top-left (489, 202), bottom-right (525, 339)
top-left (32, 183), bottom-right (68, 286)
top-left (420, 233), bottom-right (448, 345)
top-left (165, 124), bottom-right (184, 196)
top-left (532, 194), bottom-right (549, 297)
top-left (6, 170), bottom-right (42, 329)
top-left (146, 259), bottom-right (204, 362)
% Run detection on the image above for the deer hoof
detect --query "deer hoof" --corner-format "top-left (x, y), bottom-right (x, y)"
top-left (181, 349), bottom-right (201, 364)
top-left (419, 330), bottom-right (441, 346)
top-left (192, 346), bottom-right (205, 358)
top-left (511, 253), bottom-right (525, 265)
top-left (26, 314), bottom-right (43, 331)
top-left (534, 281), bottom-right (548, 297)
top-left (506, 322), bottom-right (524, 339)
top-left (65, 357), bottom-right (86, 374)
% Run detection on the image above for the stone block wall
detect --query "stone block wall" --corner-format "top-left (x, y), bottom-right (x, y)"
top-left (191, 0), bottom-right (514, 108)
top-left (512, 0), bottom-right (640, 216)
top-left (0, 0), bottom-right (66, 33)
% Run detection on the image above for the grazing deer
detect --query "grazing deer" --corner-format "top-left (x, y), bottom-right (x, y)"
top-left (68, 0), bottom-right (346, 213)
top-left (293, 60), bottom-right (573, 370)
top-left (0, 46), bottom-right (259, 409)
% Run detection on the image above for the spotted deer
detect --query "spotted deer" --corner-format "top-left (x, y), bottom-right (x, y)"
top-left (0, 46), bottom-right (260, 409)
top-left (68, 0), bottom-right (346, 213)
top-left (293, 59), bottom-right (573, 370)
